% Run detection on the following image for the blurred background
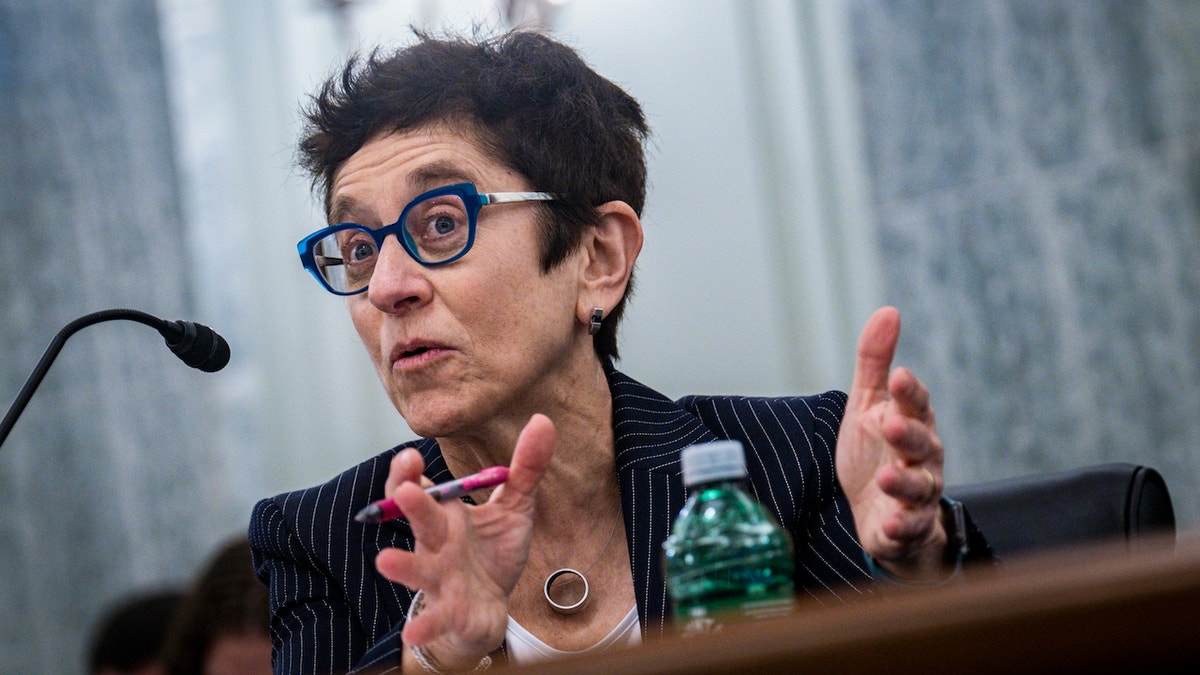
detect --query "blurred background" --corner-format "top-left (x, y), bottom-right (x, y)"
top-left (2, 0), bottom-right (1198, 672)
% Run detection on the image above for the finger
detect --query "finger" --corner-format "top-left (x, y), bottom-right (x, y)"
top-left (401, 601), bottom-right (440, 647)
top-left (880, 504), bottom-right (940, 543)
top-left (848, 306), bottom-right (901, 410)
top-left (490, 414), bottom-right (556, 506)
top-left (375, 546), bottom-right (421, 587)
top-left (889, 367), bottom-right (933, 423)
top-left (386, 447), bottom-right (430, 497)
top-left (376, 542), bottom-right (456, 594)
top-left (392, 480), bottom-right (451, 550)
top-left (401, 595), bottom-right (461, 649)
top-left (877, 462), bottom-right (941, 505)
top-left (881, 411), bottom-right (940, 464)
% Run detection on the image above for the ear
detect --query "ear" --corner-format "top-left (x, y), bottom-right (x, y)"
top-left (575, 200), bottom-right (643, 324)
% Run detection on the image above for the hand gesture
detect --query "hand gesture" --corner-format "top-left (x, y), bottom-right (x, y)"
top-left (836, 307), bottom-right (949, 579)
top-left (374, 414), bottom-right (556, 669)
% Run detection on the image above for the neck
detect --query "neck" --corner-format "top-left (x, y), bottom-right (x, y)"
top-left (435, 353), bottom-right (619, 524)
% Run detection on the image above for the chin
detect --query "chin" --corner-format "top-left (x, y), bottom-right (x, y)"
top-left (394, 394), bottom-right (474, 440)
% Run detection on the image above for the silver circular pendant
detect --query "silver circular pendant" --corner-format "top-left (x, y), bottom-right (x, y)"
top-left (544, 568), bottom-right (589, 614)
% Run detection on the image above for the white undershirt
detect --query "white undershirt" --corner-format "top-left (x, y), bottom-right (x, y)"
top-left (504, 605), bottom-right (642, 666)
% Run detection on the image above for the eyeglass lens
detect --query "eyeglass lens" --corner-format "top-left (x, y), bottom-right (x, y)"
top-left (312, 192), bottom-right (474, 293)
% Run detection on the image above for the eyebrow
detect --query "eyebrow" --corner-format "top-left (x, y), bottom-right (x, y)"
top-left (327, 160), bottom-right (481, 225)
top-left (328, 195), bottom-right (367, 226)
top-left (406, 160), bottom-right (477, 193)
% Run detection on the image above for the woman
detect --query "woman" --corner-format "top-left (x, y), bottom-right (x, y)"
top-left (249, 29), bottom-right (989, 674)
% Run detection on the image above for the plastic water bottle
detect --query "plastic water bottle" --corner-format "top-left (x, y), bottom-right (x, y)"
top-left (663, 440), bottom-right (796, 634)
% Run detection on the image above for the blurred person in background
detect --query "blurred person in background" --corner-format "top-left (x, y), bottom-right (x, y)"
top-left (161, 535), bottom-right (271, 675)
top-left (88, 589), bottom-right (183, 675)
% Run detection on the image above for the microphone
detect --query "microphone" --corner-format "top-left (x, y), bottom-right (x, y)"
top-left (158, 318), bottom-right (232, 373)
top-left (0, 309), bottom-right (231, 449)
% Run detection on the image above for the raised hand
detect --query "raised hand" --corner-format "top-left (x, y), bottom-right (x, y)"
top-left (374, 414), bottom-right (556, 669)
top-left (835, 307), bottom-right (949, 579)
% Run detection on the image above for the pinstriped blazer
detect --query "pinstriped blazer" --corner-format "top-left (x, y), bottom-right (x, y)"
top-left (249, 365), bottom-right (878, 674)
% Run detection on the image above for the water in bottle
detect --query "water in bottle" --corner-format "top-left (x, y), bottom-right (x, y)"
top-left (663, 440), bottom-right (796, 634)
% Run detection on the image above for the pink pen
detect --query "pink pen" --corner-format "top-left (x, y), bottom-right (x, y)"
top-left (353, 466), bottom-right (510, 524)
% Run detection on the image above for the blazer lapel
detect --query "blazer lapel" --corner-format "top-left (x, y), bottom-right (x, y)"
top-left (606, 365), bottom-right (719, 638)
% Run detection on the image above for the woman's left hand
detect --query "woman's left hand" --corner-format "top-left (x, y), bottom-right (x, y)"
top-left (374, 414), bottom-right (557, 669)
top-left (835, 306), bottom-right (949, 580)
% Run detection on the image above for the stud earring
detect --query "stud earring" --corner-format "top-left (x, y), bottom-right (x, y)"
top-left (588, 308), bottom-right (604, 335)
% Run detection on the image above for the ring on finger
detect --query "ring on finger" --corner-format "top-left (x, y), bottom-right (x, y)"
top-left (920, 467), bottom-right (938, 501)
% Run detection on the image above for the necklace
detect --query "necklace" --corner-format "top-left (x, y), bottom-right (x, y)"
top-left (523, 511), bottom-right (621, 614)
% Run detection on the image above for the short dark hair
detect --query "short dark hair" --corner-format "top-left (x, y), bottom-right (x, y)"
top-left (88, 589), bottom-right (183, 674)
top-left (298, 29), bottom-right (649, 359)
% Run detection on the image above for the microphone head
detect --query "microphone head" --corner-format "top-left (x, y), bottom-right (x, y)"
top-left (162, 320), bottom-right (231, 372)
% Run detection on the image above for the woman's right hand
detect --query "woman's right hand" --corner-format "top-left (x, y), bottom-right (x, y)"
top-left (374, 414), bottom-right (556, 670)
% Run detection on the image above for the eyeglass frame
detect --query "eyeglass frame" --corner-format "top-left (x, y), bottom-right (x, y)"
top-left (297, 182), bottom-right (559, 296)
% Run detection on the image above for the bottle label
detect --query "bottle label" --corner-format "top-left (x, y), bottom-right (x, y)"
top-left (676, 595), bottom-right (795, 636)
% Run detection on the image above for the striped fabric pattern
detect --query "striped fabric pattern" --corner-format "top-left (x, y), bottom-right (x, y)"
top-left (249, 365), bottom-right (872, 674)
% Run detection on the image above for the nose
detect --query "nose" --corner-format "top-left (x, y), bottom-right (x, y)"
top-left (365, 235), bottom-right (433, 314)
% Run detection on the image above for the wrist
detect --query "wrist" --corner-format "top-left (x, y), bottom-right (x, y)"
top-left (405, 590), bottom-right (494, 673)
top-left (408, 643), bottom-right (492, 673)
top-left (864, 497), bottom-right (966, 585)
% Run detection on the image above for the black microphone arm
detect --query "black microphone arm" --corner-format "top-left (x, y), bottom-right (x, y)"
top-left (0, 308), bottom-right (231, 449)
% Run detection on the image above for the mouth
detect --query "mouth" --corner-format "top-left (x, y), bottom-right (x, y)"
top-left (390, 340), bottom-right (451, 371)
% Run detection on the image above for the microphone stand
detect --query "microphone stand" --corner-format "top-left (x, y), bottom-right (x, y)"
top-left (0, 309), bottom-right (227, 449)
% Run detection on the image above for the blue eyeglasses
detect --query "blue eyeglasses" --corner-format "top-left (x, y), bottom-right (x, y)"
top-left (298, 182), bottom-right (557, 295)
